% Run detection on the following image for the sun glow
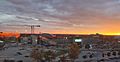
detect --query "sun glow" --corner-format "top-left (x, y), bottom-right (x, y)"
top-left (0, 32), bottom-right (20, 38)
top-left (114, 33), bottom-right (120, 35)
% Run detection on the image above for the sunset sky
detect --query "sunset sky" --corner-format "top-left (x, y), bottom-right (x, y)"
top-left (0, 0), bottom-right (120, 35)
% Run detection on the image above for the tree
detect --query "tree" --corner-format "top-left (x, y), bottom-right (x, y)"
top-left (44, 50), bottom-right (56, 62)
top-left (30, 49), bottom-right (44, 62)
top-left (59, 50), bottom-right (67, 62)
top-left (60, 55), bottom-right (66, 62)
top-left (68, 43), bottom-right (80, 62)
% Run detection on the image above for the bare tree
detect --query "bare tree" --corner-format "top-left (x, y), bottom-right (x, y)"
top-left (44, 50), bottom-right (56, 62)
top-left (68, 43), bottom-right (80, 62)
top-left (30, 49), bottom-right (44, 62)
top-left (60, 55), bottom-right (66, 62)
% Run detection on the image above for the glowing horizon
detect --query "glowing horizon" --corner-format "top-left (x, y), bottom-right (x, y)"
top-left (1, 31), bottom-right (120, 35)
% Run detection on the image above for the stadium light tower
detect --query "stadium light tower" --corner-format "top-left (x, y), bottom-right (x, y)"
top-left (1, 24), bottom-right (40, 34)
top-left (30, 25), bottom-right (40, 34)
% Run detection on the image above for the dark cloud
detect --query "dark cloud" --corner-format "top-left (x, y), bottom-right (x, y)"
top-left (0, 0), bottom-right (120, 33)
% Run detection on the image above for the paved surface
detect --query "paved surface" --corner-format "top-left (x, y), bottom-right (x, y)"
top-left (1, 46), bottom-right (120, 62)
top-left (0, 46), bottom-right (32, 62)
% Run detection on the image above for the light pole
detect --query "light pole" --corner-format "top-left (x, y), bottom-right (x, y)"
top-left (30, 25), bottom-right (40, 34)
top-left (4, 24), bottom-right (40, 34)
